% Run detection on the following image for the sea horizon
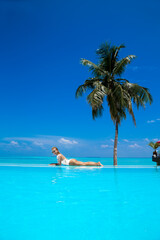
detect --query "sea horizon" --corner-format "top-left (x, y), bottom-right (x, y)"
top-left (0, 156), bottom-right (155, 166)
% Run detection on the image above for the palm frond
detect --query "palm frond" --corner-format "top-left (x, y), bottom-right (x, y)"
top-left (80, 59), bottom-right (110, 77)
top-left (111, 82), bottom-right (136, 125)
top-left (96, 43), bottom-right (124, 73)
top-left (148, 142), bottom-right (160, 150)
top-left (113, 44), bottom-right (125, 60)
top-left (87, 82), bottom-right (108, 107)
top-left (111, 44), bottom-right (125, 71)
top-left (86, 89), bottom-right (104, 120)
top-left (112, 55), bottom-right (136, 76)
top-left (123, 83), bottom-right (153, 109)
top-left (92, 105), bottom-right (104, 120)
top-left (75, 78), bottom-right (100, 98)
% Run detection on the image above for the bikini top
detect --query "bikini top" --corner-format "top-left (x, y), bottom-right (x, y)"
top-left (57, 154), bottom-right (67, 164)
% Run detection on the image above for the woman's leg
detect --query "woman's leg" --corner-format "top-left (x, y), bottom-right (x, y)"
top-left (69, 159), bottom-right (103, 166)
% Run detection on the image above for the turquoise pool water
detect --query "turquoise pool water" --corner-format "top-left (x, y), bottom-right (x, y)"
top-left (0, 157), bottom-right (159, 240)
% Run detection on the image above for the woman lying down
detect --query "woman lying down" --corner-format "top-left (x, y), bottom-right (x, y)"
top-left (49, 147), bottom-right (103, 166)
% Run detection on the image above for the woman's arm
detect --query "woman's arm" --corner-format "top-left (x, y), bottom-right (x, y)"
top-left (49, 163), bottom-right (60, 166)
top-left (49, 154), bottom-right (62, 166)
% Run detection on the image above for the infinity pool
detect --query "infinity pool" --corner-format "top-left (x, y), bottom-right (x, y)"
top-left (0, 164), bottom-right (160, 240)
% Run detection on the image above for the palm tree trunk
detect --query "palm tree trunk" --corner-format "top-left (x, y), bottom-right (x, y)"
top-left (113, 120), bottom-right (118, 166)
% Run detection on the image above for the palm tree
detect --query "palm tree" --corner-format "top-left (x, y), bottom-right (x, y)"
top-left (148, 142), bottom-right (160, 156)
top-left (76, 42), bottom-right (153, 165)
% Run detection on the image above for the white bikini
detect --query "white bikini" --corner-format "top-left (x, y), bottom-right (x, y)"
top-left (57, 154), bottom-right (71, 165)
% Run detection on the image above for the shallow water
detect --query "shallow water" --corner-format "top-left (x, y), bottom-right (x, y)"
top-left (0, 158), bottom-right (160, 240)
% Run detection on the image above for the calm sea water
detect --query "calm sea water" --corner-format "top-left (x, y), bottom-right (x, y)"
top-left (0, 156), bottom-right (155, 166)
top-left (0, 157), bottom-right (159, 240)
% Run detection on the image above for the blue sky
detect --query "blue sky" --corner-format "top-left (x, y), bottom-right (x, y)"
top-left (0, 0), bottom-right (160, 158)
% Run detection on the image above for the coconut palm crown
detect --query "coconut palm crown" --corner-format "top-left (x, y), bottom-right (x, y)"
top-left (76, 42), bottom-right (153, 165)
top-left (148, 142), bottom-right (160, 150)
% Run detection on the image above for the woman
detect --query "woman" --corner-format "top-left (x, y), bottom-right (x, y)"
top-left (49, 147), bottom-right (103, 166)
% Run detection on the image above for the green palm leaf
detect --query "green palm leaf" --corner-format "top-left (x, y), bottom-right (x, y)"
top-left (148, 142), bottom-right (160, 150)
top-left (80, 59), bottom-right (110, 77)
top-left (112, 55), bottom-right (136, 76)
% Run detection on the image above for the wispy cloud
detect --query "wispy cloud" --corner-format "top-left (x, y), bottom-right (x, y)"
top-left (4, 136), bottom-right (54, 148)
top-left (58, 138), bottom-right (78, 145)
top-left (0, 136), bottom-right (156, 157)
top-left (2, 135), bottom-right (79, 151)
top-left (152, 138), bottom-right (159, 142)
top-left (147, 120), bottom-right (155, 123)
top-left (129, 66), bottom-right (139, 71)
top-left (101, 144), bottom-right (109, 148)
top-left (33, 141), bottom-right (44, 146)
top-left (147, 118), bottom-right (160, 124)
top-left (10, 140), bottom-right (19, 146)
top-left (129, 143), bottom-right (141, 148)
top-left (123, 139), bottom-right (129, 142)
top-left (144, 138), bottom-right (150, 142)
top-left (128, 65), bottom-right (158, 72)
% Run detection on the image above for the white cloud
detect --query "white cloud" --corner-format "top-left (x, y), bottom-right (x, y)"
top-left (147, 118), bottom-right (160, 124)
top-left (0, 135), bottom-right (80, 154)
top-left (58, 138), bottom-right (78, 145)
top-left (123, 139), bottom-right (129, 142)
top-left (101, 144), bottom-right (109, 148)
top-left (144, 138), bottom-right (150, 142)
top-left (147, 120), bottom-right (155, 123)
top-left (4, 136), bottom-right (58, 147)
top-left (130, 66), bottom-right (139, 71)
top-left (33, 141), bottom-right (46, 149)
top-left (0, 136), bottom-right (154, 157)
top-left (129, 66), bottom-right (158, 71)
top-left (10, 141), bottom-right (19, 146)
top-left (33, 141), bottom-right (44, 146)
top-left (129, 143), bottom-right (141, 148)
top-left (4, 136), bottom-right (79, 147)
top-left (152, 138), bottom-right (159, 142)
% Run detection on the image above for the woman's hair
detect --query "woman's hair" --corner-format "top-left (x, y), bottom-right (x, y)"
top-left (52, 147), bottom-right (58, 151)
